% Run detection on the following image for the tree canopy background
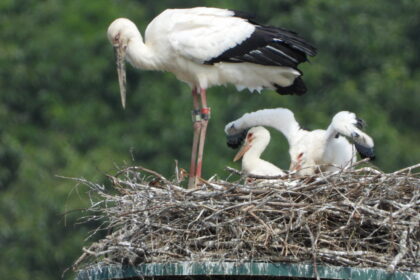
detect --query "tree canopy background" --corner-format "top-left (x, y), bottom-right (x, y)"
top-left (0, 0), bottom-right (418, 279)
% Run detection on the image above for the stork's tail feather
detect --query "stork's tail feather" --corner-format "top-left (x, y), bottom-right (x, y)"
top-left (355, 143), bottom-right (376, 160)
top-left (274, 76), bottom-right (307, 95)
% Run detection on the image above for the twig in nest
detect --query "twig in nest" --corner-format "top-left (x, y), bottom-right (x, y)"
top-left (306, 224), bottom-right (320, 280)
top-left (388, 230), bottom-right (408, 272)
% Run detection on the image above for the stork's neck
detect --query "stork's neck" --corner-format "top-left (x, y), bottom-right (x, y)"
top-left (325, 123), bottom-right (338, 142)
top-left (243, 141), bottom-right (268, 163)
top-left (126, 36), bottom-right (160, 70)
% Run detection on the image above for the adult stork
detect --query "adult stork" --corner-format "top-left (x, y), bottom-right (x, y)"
top-left (107, 7), bottom-right (316, 187)
top-left (225, 108), bottom-right (375, 175)
top-left (234, 126), bottom-right (285, 177)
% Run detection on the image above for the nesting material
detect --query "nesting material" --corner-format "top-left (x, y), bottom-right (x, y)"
top-left (72, 162), bottom-right (419, 274)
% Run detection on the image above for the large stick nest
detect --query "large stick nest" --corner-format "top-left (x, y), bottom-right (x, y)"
top-left (72, 162), bottom-right (419, 273)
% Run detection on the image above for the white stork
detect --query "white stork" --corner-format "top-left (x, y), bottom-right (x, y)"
top-left (107, 7), bottom-right (316, 187)
top-left (225, 108), bottom-right (375, 175)
top-left (234, 126), bottom-right (285, 177)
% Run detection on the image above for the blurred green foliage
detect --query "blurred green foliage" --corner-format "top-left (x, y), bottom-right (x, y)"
top-left (0, 0), bottom-right (418, 279)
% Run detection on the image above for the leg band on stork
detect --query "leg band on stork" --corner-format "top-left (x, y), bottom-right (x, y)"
top-left (188, 87), bottom-right (211, 188)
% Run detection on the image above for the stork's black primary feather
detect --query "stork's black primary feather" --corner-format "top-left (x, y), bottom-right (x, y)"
top-left (205, 14), bottom-right (317, 69)
top-left (355, 143), bottom-right (376, 160)
top-left (231, 10), bottom-right (258, 24)
top-left (227, 128), bottom-right (250, 149)
top-left (274, 76), bottom-right (307, 95)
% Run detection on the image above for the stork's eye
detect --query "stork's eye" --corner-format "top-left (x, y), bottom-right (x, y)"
top-left (297, 152), bottom-right (304, 159)
top-left (247, 133), bottom-right (254, 140)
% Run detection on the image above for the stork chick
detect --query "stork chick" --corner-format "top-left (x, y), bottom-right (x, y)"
top-left (234, 126), bottom-right (285, 177)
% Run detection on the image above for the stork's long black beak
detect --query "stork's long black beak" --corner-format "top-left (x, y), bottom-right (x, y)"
top-left (114, 44), bottom-right (127, 109)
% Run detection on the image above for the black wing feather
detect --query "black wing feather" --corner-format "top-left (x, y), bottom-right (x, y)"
top-left (205, 17), bottom-right (317, 69)
top-left (274, 76), bottom-right (306, 95)
top-left (226, 129), bottom-right (250, 149)
top-left (231, 10), bottom-right (258, 24)
top-left (355, 143), bottom-right (376, 160)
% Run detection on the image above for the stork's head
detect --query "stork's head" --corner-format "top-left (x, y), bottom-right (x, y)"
top-left (107, 18), bottom-right (140, 47)
top-left (107, 18), bottom-right (141, 109)
top-left (233, 126), bottom-right (270, 161)
top-left (332, 111), bottom-right (375, 159)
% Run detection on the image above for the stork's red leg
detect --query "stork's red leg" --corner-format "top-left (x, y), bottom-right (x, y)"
top-left (188, 87), bottom-right (202, 188)
top-left (196, 88), bottom-right (210, 180)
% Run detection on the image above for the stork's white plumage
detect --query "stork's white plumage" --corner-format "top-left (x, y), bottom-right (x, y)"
top-left (234, 126), bottom-right (285, 177)
top-left (225, 108), bottom-right (375, 175)
top-left (107, 7), bottom-right (316, 187)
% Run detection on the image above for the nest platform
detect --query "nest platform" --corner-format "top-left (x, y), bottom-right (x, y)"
top-left (72, 163), bottom-right (420, 279)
